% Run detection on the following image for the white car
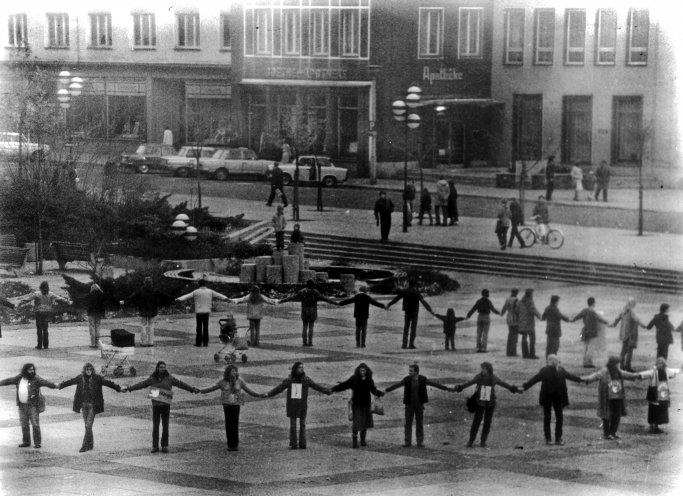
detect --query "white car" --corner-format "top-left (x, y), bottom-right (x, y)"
top-left (160, 146), bottom-right (217, 177)
top-left (0, 132), bottom-right (50, 162)
top-left (272, 156), bottom-right (348, 187)
top-left (201, 147), bottom-right (275, 181)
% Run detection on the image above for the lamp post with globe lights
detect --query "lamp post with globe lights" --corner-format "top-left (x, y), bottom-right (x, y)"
top-left (56, 70), bottom-right (84, 165)
top-left (392, 86), bottom-right (421, 233)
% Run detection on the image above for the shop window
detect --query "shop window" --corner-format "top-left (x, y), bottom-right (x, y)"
top-left (513, 94), bottom-right (542, 161)
top-left (458, 7), bottom-right (482, 58)
top-left (418, 8), bottom-right (443, 58)
top-left (564, 9), bottom-right (585, 65)
top-left (255, 8), bottom-right (272, 54)
top-left (220, 13), bottom-right (231, 49)
top-left (341, 8), bottom-right (359, 56)
top-left (46, 13), bottom-right (69, 48)
top-left (533, 8), bottom-right (554, 65)
top-left (133, 13), bottom-right (156, 48)
top-left (311, 9), bottom-right (329, 55)
top-left (177, 12), bottom-right (200, 48)
top-left (89, 13), bottom-right (112, 47)
top-left (504, 9), bottom-right (524, 65)
top-left (627, 9), bottom-right (648, 66)
top-left (562, 95), bottom-right (592, 164)
top-left (595, 9), bottom-right (616, 65)
top-left (283, 9), bottom-right (300, 55)
top-left (7, 13), bottom-right (27, 47)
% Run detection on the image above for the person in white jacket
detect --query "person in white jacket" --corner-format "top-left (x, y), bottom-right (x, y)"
top-left (176, 279), bottom-right (230, 347)
top-left (638, 357), bottom-right (682, 434)
top-left (570, 164), bottom-right (584, 201)
top-left (230, 286), bottom-right (278, 346)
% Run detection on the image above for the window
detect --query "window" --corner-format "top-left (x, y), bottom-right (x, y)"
top-left (255, 9), bottom-right (272, 54)
top-left (564, 9), bottom-right (585, 65)
top-left (612, 96), bottom-right (643, 163)
top-left (418, 8), bottom-right (443, 58)
top-left (8, 14), bottom-right (27, 47)
top-left (177, 13), bottom-right (200, 48)
top-left (595, 9), bottom-right (616, 65)
top-left (89, 13), bottom-right (112, 47)
top-left (458, 7), bottom-right (482, 58)
top-left (220, 13), bottom-right (231, 49)
top-left (283, 9), bottom-right (299, 55)
top-left (562, 96), bottom-right (592, 164)
top-left (47, 13), bottom-right (69, 48)
top-left (311, 9), bottom-right (329, 55)
top-left (133, 13), bottom-right (156, 48)
top-left (533, 8), bottom-right (554, 65)
top-left (627, 9), bottom-right (648, 65)
top-left (341, 9), bottom-right (359, 56)
top-left (504, 9), bottom-right (524, 64)
top-left (513, 94), bottom-right (543, 161)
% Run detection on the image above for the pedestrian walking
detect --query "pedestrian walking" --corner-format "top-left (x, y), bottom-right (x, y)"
top-left (571, 297), bottom-right (609, 368)
top-left (385, 363), bottom-right (451, 448)
top-left (418, 187), bottom-right (433, 225)
top-left (162, 126), bottom-right (173, 146)
top-left (431, 307), bottom-right (466, 351)
top-left (646, 304), bottom-right (675, 360)
top-left (594, 160), bottom-right (611, 202)
top-left (521, 355), bottom-right (582, 446)
top-left (229, 285), bottom-right (278, 347)
top-left (0, 363), bottom-right (58, 449)
top-left (386, 278), bottom-right (434, 349)
top-left (266, 162), bottom-right (289, 207)
top-left (466, 289), bottom-right (500, 353)
top-left (121, 277), bottom-right (172, 347)
top-left (338, 286), bottom-right (385, 348)
top-left (454, 362), bottom-right (519, 448)
top-left (582, 356), bottom-right (641, 440)
top-left (176, 279), bottom-right (230, 347)
top-left (434, 177), bottom-right (450, 226)
top-left (447, 179), bottom-right (459, 225)
top-left (638, 357), bottom-right (682, 434)
top-left (541, 295), bottom-right (570, 357)
top-left (495, 198), bottom-right (511, 250)
top-left (266, 361), bottom-right (332, 449)
top-left (272, 205), bottom-right (287, 250)
top-left (331, 363), bottom-right (384, 448)
top-left (126, 361), bottom-right (200, 453)
top-left (279, 279), bottom-right (338, 346)
top-left (611, 297), bottom-right (647, 372)
top-left (0, 295), bottom-right (16, 338)
top-left (17, 281), bottom-right (70, 350)
top-left (518, 288), bottom-right (541, 359)
top-left (58, 362), bottom-right (122, 452)
top-left (570, 163), bottom-right (584, 201)
top-left (373, 191), bottom-right (394, 242)
top-left (500, 288), bottom-right (520, 356)
top-left (507, 197), bottom-right (525, 248)
top-left (403, 179), bottom-right (416, 222)
top-left (200, 365), bottom-right (267, 451)
top-left (85, 283), bottom-right (106, 348)
top-left (544, 156), bottom-right (556, 201)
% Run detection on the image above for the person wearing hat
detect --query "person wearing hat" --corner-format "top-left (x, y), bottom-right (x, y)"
top-left (338, 286), bottom-right (386, 348)
top-left (518, 288), bottom-right (541, 359)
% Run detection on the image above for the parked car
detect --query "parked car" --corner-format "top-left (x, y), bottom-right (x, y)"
top-left (0, 132), bottom-right (50, 162)
top-left (270, 156), bottom-right (348, 187)
top-left (159, 146), bottom-right (217, 177)
top-left (200, 147), bottom-right (275, 181)
top-left (119, 143), bottom-right (176, 173)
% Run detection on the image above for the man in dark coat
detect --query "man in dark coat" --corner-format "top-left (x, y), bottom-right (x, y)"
top-left (338, 286), bottom-right (386, 347)
top-left (542, 295), bottom-right (570, 357)
top-left (374, 191), bottom-right (394, 242)
top-left (121, 277), bottom-right (173, 347)
top-left (507, 197), bottom-right (525, 248)
top-left (646, 303), bottom-right (675, 360)
top-left (279, 279), bottom-right (338, 346)
top-left (266, 162), bottom-right (289, 207)
top-left (59, 362), bottom-right (122, 452)
top-left (594, 160), bottom-right (611, 202)
top-left (386, 279), bottom-right (433, 349)
top-left (522, 355), bottom-right (583, 445)
top-left (545, 155), bottom-right (556, 201)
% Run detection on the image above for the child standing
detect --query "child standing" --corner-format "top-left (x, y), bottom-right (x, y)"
top-left (418, 188), bottom-right (433, 225)
top-left (432, 308), bottom-right (466, 351)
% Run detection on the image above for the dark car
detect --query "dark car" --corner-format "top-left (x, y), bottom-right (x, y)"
top-left (119, 143), bottom-right (176, 174)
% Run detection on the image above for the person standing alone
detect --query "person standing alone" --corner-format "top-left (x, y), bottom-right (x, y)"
top-left (176, 279), bottom-right (230, 347)
top-left (266, 163), bottom-right (289, 207)
top-left (594, 160), bottom-right (611, 202)
top-left (374, 191), bottom-right (394, 242)
top-left (495, 199), bottom-right (511, 250)
top-left (545, 156), bottom-right (556, 201)
top-left (507, 197), bottom-right (525, 248)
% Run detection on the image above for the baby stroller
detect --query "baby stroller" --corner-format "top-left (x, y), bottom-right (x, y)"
top-left (99, 329), bottom-right (136, 377)
top-left (214, 314), bottom-right (249, 363)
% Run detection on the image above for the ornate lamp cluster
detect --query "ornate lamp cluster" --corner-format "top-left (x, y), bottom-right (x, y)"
top-left (171, 213), bottom-right (198, 241)
top-left (56, 70), bottom-right (84, 109)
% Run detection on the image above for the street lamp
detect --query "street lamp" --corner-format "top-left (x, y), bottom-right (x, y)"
top-left (392, 86), bottom-right (421, 232)
top-left (56, 70), bottom-right (84, 164)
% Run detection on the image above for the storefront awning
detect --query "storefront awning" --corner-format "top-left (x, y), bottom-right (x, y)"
top-left (418, 98), bottom-right (504, 107)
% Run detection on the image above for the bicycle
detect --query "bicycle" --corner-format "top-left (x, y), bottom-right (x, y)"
top-left (519, 217), bottom-right (564, 249)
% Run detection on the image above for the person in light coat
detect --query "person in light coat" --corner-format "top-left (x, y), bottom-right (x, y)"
top-left (176, 279), bottom-right (230, 347)
top-left (611, 297), bottom-right (647, 372)
top-left (230, 285), bottom-right (278, 346)
top-left (518, 288), bottom-right (541, 359)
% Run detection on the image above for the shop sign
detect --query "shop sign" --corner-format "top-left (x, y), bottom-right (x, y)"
top-left (263, 66), bottom-right (349, 80)
top-left (423, 66), bottom-right (464, 85)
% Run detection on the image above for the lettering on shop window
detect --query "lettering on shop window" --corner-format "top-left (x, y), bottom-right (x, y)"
top-left (264, 67), bottom-right (349, 80)
top-left (423, 66), bottom-right (464, 85)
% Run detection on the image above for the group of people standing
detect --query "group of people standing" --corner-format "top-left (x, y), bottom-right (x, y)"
top-left (545, 155), bottom-right (612, 203)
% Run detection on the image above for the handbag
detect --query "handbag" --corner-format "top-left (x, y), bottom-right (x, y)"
top-left (466, 392), bottom-right (478, 413)
top-left (347, 399), bottom-right (354, 421)
top-left (371, 397), bottom-right (384, 416)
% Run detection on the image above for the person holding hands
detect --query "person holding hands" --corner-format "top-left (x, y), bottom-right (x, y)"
top-left (229, 285), bottom-right (278, 347)
top-left (338, 286), bottom-right (385, 348)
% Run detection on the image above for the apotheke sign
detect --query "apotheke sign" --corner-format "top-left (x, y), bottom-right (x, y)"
top-left (423, 66), bottom-right (464, 85)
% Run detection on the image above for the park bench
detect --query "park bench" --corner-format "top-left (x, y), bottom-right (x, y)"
top-left (50, 241), bottom-right (97, 270)
top-left (0, 234), bottom-right (29, 271)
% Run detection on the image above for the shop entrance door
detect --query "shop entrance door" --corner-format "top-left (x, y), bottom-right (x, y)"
top-left (611, 96), bottom-right (643, 165)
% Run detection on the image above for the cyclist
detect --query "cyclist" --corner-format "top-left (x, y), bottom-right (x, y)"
top-left (532, 196), bottom-right (550, 243)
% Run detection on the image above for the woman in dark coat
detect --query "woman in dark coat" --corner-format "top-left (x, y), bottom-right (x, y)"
top-left (59, 362), bottom-right (122, 452)
top-left (522, 354), bottom-right (582, 445)
top-left (446, 180), bottom-right (459, 225)
top-left (331, 363), bottom-right (384, 448)
top-left (454, 362), bottom-right (519, 448)
top-left (279, 279), bottom-right (338, 347)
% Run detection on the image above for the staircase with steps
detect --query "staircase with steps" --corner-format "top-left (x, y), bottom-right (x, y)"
top-left (224, 220), bottom-right (273, 245)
